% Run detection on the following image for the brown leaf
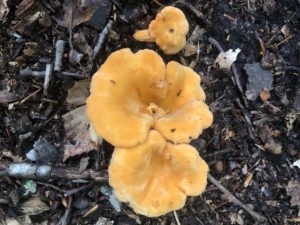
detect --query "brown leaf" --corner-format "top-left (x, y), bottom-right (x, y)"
top-left (79, 156), bottom-right (90, 173)
top-left (66, 80), bottom-right (90, 109)
top-left (62, 105), bottom-right (101, 161)
top-left (0, 90), bottom-right (18, 103)
top-left (74, 32), bottom-right (92, 56)
top-left (20, 197), bottom-right (50, 215)
top-left (229, 212), bottom-right (244, 225)
top-left (5, 218), bottom-right (21, 225)
top-left (56, 0), bottom-right (100, 28)
top-left (286, 180), bottom-right (300, 207)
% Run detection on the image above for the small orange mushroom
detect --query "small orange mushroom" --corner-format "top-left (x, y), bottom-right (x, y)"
top-left (109, 130), bottom-right (209, 217)
top-left (133, 6), bottom-right (189, 55)
top-left (86, 48), bottom-right (212, 148)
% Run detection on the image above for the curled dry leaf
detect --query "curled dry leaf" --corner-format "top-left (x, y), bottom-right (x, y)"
top-left (215, 49), bottom-right (241, 71)
top-left (5, 218), bottom-right (21, 225)
top-left (62, 105), bottom-right (102, 161)
top-left (0, 90), bottom-right (18, 103)
top-left (20, 197), bottom-right (50, 215)
top-left (26, 136), bottom-right (60, 163)
top-left (55, 0), bottom-right (112, 29)
top-left (286, 180), bottom-right (300, 207)
top-left (66, 80), bottom-right (90, 110)
top-left (291, 159), bottom-right (300, 169)
top-left (95, 217), bottom-right (114, 225)
top-left (74, 32), bottom-right (93, 56)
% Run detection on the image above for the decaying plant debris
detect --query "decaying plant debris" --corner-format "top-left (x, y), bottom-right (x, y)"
top-left (0, 0), bottom-right (299, 224)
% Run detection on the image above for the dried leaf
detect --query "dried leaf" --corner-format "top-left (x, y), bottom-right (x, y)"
top-left (0, 90), bottom-right (18, 103)
top-left (291, 159), bottom-right (300, 169)
top-left (20, 197), bottom-right (50, 215)
top-left (0, 0), bottom-right (9, 21)
top-left (243, 172), bottom-right (253, 188)
top-left (215, 49), bottom-right (241, 71)
top-left (62, 105), bottom-right (102, 161)
top-left (95, 217), bottom-right (114, 225)
top-left (56, 0), bottom-right (99, 28)
top-left (79, 156), bottom-right (90, 173)
top-left (280, 25), bottom-right (291, 38)
top-left (66, 80), bottom-right (90, 110)
top-left (1, 149), bottom-right (23, 162)
top-left (74, 32), bottom-right (93, 56)
top-left (287, 217), bottom-right (300, 222)
top-left (286, 180), bottom-right (300, 207)
top-left (244, 63), bottom-right (273, 101)
top-left (13, 0), bottom-right (42, 35)
top-left (5, 218), bottom-right (21, 225)
top-left (229, 212), bottom-right (244, 225)
top-left (84, 0), bottom-right (112, 30)
top-left (26, 136), bottom-right (61, 163)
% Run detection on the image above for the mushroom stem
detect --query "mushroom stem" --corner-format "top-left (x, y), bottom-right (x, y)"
top-left (133, 30), bottom-right (155, 42)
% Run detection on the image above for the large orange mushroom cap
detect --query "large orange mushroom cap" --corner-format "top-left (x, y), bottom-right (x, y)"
top-left (133, 6), bottom-right (189, 55)
top-left (86, 48), bottom-right (213, 148)
top-left (109, 130), bottom-right (209, 217)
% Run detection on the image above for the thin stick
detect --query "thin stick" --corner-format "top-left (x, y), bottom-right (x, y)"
top-left (0, 162), bottom-right (107, 181)
top-left (208, 173), bottom-right (266, 222)
top-left (57, 197), bottom-right (72, 225)
top-left (43, 63), bottom-right (53, 95)
top-left (92, 20), bottom-right (113, 59)
top-left (173, 211), bottom-right (181, 225)
top-left (20, 67), bottom-right (46, 76)
top-left (54, 40), bottom-right (65, 72)
top-left (152, 0), bottom-right (164, 7)
top-left (174, 0), bottom-right (211, 26)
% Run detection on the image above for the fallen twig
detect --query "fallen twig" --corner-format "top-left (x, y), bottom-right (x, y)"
top-left (174, 0), bottom-right (211, 26)
top-left (54, 40), bottom-right (65, 72)
top-left (234, 98), bottom-right (256, 143)
top-left (43, 63), bottom-right (53, 95)
top-left (57, 197), bottom-right (72, 225)
top-left (0, 162), bottom-right (107, 181)
top-left (0, 162), bottom-right (265, 221)
top-left (173, 211), bottom-right (181, 225)
top-left (208, 173), bottom-right (266, 222)
top-left (92, 20), bottom-right (114, 60)
top-left (20, 67), bottom-right (46, 77)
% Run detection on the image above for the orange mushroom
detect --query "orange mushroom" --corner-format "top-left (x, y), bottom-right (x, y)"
top-left (109, 130), bottom-right (209, 217)
top-left (86, 48), bottom-right (213, 148)
top-left (133, 6), bottom-right (189, 55)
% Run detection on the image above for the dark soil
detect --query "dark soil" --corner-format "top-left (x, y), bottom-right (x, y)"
top-left (0, 0), bottom-right (300, 225)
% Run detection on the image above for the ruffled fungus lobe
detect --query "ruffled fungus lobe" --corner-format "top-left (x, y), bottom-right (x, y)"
top-left (87, 48), bottom-right (212, 148)
top-left (109, 130), bottom-right (209, 217)
top-left (133, 6), bottom-right (189, 55)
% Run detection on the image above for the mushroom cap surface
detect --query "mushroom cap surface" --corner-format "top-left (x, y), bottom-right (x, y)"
top-left (109, 130), bottom-right (209, 217)
top-left (134, 6), bottom-right (189, 55)
top-left (149, 6), bottom-right (189, 54)
top-left (86, 48), bottom-right (213, 148)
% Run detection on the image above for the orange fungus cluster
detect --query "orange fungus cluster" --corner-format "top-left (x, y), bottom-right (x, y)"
top-left (87, 48), bottom-right (213, 217)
